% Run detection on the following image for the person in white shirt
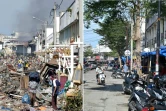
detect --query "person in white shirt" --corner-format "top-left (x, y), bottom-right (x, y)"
top-left (96, 65), bottom-right (104, 83)
top-left (52, 74), bottom-right (60, 110)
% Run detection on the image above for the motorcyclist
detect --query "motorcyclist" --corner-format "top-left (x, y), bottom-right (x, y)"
top-left (96, 65), bottom-right (104, 83)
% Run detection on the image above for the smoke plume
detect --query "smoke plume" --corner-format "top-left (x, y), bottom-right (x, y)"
top-left (15, 0), bottom-right (74, 41)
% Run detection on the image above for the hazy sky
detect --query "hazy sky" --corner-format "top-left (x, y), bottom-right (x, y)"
top-left (0, 0), bottom-right (29, 35)
top-left (0, 0), bottom-right (74, 41)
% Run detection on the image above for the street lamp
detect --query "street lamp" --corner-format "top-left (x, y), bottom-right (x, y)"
top-left (33, 16), bottom-right (48, 62)
top-left (33, 16), bottom-right (44, 23)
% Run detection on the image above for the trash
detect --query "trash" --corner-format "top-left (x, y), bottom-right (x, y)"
top-left (64, 80), bottom-right (71, 92)
top-left (34, 101), bottom-right (39, 107)
top-left (36, 89), bottom-right (52, 102)
top-left (0, 106), bottom-right (11, 110)
top-left (0, 56), bottom-right (71, 110)
top-left (22, 93), bottom-right (30, 104)
top-left (43, 87), bottom-right (52, 93)
top-left (58, 89), bottom-right (65, 96)
top-left (38, 106), bottom-right (46, 111)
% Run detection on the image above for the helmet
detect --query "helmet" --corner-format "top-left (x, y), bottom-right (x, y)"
top-left (132, 74), bottom-right (139, 80)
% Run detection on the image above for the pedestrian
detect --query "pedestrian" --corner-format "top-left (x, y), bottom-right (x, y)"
top-left (25, 62), bottom-right (29, 71)
top-left (28, 70), bottom-right (40, 107)
top-left (52, 74), bottom-right (61, 110)
top-left (123, 63), bottom-right (129, 77)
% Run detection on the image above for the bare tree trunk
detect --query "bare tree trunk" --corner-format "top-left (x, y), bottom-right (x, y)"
top-left (132, 0), bottom-right (142, 75)
top-left (136, 39), bottom-right (141, 52)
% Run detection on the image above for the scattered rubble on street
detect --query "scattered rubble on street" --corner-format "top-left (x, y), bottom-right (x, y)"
top-left (0, 54), bottom-right (83, 111)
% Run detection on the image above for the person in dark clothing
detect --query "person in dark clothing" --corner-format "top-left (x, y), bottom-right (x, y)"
top-left (28, 71), bottom-right (40, 107)
top-left (52, 74), bottom-right (60, 110)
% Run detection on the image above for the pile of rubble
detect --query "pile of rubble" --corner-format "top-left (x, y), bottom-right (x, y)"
top-left (0, 72), bottom-right (27, 111)
top-left (0, 56), bottom-right (83, 111)
top-left (0, 68), bottom-right (65, 110)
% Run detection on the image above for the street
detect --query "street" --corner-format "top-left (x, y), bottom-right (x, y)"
top-left (84, 69), bottom-right (130, 111)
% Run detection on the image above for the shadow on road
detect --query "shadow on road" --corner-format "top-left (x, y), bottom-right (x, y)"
top-left (85, 84), bottom-right (123, 92)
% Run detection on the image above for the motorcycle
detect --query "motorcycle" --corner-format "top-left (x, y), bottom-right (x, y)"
top-left (122, 72), bottom-right (136, 94)
top-left (111, 69), bottom-right (125, 79)
top-left (128, 83), bottom-right (166, 111)
top-left (97, 73), bottom-right (106, 85)
top-left (123, 79), bottom-right (145, 95)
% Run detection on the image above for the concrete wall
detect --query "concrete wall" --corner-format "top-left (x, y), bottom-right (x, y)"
top-left (59, 0), bottom-right (79, 31)
top-left (46, 28), bottom-right (53, 45)
top-left (59, 0), bottom-right (79, 44)
top-left (59, 21), bottom-right (79, 44)
top-left (14, 45), bottom-right (35, 55)
top-left (145, 16), bottom-right (165, 51)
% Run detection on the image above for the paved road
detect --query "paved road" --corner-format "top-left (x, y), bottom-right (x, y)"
top-left (84, 69), bottom-right (130, 111)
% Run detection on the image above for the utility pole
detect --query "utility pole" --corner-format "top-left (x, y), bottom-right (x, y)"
top-left (53, 3), bottom-right (57, 46)
top-left (130, 21), bottom-right (134, 71)
top-left (126, 25), bottom-right (129, 50)
top-left (79, 0), bottom-right (84, 89)
top-left (79, 0), bottom-right (83, 65)
top-left (155, 0), bottom-right (161, 75)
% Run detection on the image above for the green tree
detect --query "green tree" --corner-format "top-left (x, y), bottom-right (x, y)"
top-left (96, 19), bottom-right (128, 56)
top-left (84, 0), bottom-right (166, 72)
top-left (96, 19), bottom-right (128, 66)
top-left (84, 48), bottom-right (93, 57)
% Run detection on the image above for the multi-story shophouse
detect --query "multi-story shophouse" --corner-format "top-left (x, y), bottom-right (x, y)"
top-left (145, 14), bottom-right (165, 51)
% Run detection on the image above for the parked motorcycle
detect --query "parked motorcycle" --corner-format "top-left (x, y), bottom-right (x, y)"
top-left (122, 73), bottom-right (144, 94)
top-left (128, 75), bottom-right (166, 111)
top-left (111, 69), bottom-right (125, 79)
top-left (128, 86), bottom-right (166, 111)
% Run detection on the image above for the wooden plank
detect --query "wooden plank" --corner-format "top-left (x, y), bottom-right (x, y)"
top-left (20, 76), bottom-right (25, 89)
top-left (23, 75), bottom-right (29, 89)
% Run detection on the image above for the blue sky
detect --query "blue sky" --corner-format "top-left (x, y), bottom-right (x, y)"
top-left (84, 22), bottom-right (103, 48)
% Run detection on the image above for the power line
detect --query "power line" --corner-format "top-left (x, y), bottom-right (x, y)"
top-left (48, 0), bottom-right (63, 25)
top-left (58, 0), bottom-right (63, 9)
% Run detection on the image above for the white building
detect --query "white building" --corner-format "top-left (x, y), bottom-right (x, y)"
top-left (59, 0), bottom-right (79, 44)
top-left (35, 17), bottom-right (60, 52)
top-left (0, 33), bottom-right (35, 55)
top-left (92, 45), bottom-right (112, 54)
top-left (145, 14), bottom-right (165, 51)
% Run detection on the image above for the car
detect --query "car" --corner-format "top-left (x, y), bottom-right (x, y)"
top-left (87, 60), bottom-right (97, 70)
top-left (106, 63), bottom-right (114, 71)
